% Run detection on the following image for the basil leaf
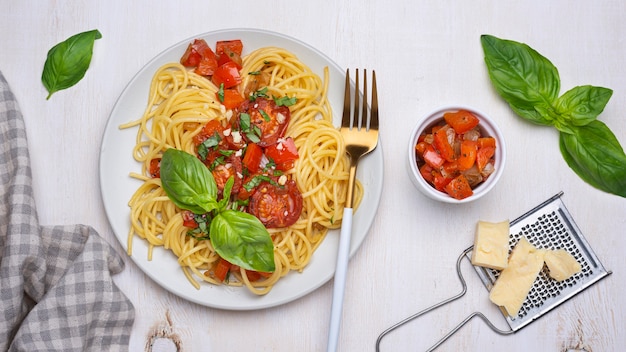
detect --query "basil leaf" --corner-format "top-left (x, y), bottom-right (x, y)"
top-left (160, 149), bottom-right (219, 214)
top-left (481, 34), bottom-right (559, 126)
top-left (217, 83), bottom-right (225, 102)
top-left (559, 121), bottom-right (626, 197)
top-left (274, 95), bottom-right (297, 107)
top-left (555, 85), bottom-right (613, 127)
top-left (210, 210), bottom-right (275, 272)
top-left (42, 29), bottom-right (102, 100)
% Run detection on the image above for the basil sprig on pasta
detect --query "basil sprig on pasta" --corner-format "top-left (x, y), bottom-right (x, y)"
top-left (160, 148), bottom-right (275, 272)
top-left (481, 34), bottom-right (626, 198)
top-left (42, 29), bottom-right (102, 100)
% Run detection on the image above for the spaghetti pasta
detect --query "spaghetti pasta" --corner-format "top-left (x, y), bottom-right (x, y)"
top-left (121, 45), bottom-right (362, 295)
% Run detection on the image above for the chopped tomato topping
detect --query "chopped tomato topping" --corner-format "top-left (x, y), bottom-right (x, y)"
top-left (422, 144), bottom-right (445, 169)
top-left (219, 89), bottom-right (245, 110)
top-left (180, 39), bottom-right (218, 76)
top-left (476, 146), bottom-right (496, 171)
top-left (149, 158), bottom-right (161, 178)
top-left (212, 61), bottom-right (241, 89)
top-left (216, 40), bottom-right (243, 56)
top-left (478, 137), bottom-right (496, 149)
top-left (193, 119), bottom-right (224, 147)
top-left (457, 140), bottom-right (478, 171)
top-left (213, 257), bottom-right (232, 282)
top-left (242, 142), bottom-right (263, 173)
top-left (181, 210), bottom-right (198, 228)
top-left (433, 126), bottom-right (455, 162)
top-left (264, 137), bottom-right (299, 171)
top-left (445, 175), bottom-right (474, 200)
top-left (443, 110), bottom-right (480, 134)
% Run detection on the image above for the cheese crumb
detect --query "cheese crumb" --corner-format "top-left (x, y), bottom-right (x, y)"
top-left (471, 220), bottom-right (510, 270)
top-left (231, 131), bottom-right (242, 144)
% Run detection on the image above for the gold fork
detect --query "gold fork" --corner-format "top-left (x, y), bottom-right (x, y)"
top-left (327, 69), bottom-right (379, 352)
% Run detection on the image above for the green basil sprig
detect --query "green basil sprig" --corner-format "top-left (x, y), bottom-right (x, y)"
top-left (42, 29), bottom-right (102, 100)
top-left (481, 34), bottom-right (626, 198)
top-left (160, 149), bottom-right (275, 272)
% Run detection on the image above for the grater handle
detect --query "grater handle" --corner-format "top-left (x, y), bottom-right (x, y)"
top-left (375, 247), bottom-right (513, 351)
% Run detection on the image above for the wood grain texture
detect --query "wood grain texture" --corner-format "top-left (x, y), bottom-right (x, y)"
top-left (1, 1), bottom-right (624, 351)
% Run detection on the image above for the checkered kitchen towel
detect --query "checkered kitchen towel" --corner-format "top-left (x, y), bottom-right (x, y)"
top-left (0, 71), bottom-right (134, 351)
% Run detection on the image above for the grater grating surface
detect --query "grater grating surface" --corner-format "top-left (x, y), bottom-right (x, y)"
top-left (468, 192), bottom-right (611, 332)
top-left (376, 192), bottom-right (612, 351)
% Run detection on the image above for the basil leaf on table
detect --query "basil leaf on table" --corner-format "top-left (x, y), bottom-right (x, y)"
top-left (210, 210), bottom-right (275, 272)
top-left (42, 29), bottom-right (102, 100)
top-left (555, 85), bottom-right (613, 128)
top-left (481, 34), bottom-right (626, 198)
top-left (559, 121), bottom-right (626, 197)
top-left (481, 34), bottom-right (559, 126)
top-left (160, 149), bottom-right (219, 214)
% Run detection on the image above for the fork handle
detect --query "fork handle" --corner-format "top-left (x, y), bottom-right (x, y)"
top-left (327, 207), bottom-right (353, 352)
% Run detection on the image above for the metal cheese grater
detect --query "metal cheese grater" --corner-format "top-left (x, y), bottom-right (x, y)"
top-left (375, 192), bottom-right (612, 351)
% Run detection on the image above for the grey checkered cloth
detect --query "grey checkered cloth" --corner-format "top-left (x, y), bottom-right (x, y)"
top-left (0, 71), bottom-right (134, 351)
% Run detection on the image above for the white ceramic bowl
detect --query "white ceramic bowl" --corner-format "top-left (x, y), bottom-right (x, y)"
top-left (407, 105), bottom-right (506, 203)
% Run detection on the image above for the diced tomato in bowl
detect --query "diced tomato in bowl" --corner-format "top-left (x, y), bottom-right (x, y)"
top-left (407, 106), bottom-right (506, 203)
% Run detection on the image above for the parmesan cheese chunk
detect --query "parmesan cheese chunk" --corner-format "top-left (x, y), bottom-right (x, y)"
top-left (471, 220), bottom-right (510, 270)
top-left (489, 237), bottom-right (546, 317)
top-left (545, 249), bottom-right (581, 282)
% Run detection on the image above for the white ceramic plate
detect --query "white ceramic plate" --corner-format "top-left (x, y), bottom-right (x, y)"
top-left (99, 28), bottom-right (383, 310)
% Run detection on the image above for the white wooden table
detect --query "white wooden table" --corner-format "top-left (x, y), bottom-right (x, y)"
top-left (2, 1), bottom-right (625, 351)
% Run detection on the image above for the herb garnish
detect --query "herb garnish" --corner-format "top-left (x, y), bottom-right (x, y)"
top-left (481, 34), bottom-right (626, 197)
top-left (160, 149), bottom-right (275, 272)
top-left (42, 29), bottom-right (102, 100)
top-left (239, 113), bottom-right (262, 143)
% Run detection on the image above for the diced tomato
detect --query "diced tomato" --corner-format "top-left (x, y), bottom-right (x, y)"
top-left (442, 161), bottom-right (458, 175)
top-left (214, 257), bottom-right (232, 282)
top-left (244, 270), bottom-right (272, 282)
top-left (433, 171), bottom-right (454, 192)
top-left (180, 45), bottom-right (201, 67)
top-left (433, 126), bottom-right (455, 162)
top-left (212, 61), bottom-right (241, 89)
top-left (415, 141), bottom-right (428, 156)
top-left (457, 140), bottom-right (478, 171)
top-left (478, 137), bottom-right (496, 149)
top-left (217, 47), bottom-right (243, 69)
top-left (264, 137), bottom-right (299, 171)
top-left (476, 146), bottom-right (496, 171)
top-left (180, 39), bottom-right (218, 76)
top-left (422, 144), bottom-right (445, 169)
top-left (237, 173), bottom-right (263, 200)
top-left (193, 119), bottom-right (224, 146)
top-left (419, 164), bottom-right (434, 183)
top-left (149, 158), bottom-right (161, 178)
top-left (219, 89), bottom-right (245, 110)
top-left (444, 174), bottom-right (474, 200)
top-left (443, 110), bottom-right (480, 134)
top-left (216, 40), bottom-right (243, 56)
top-left (242, 142), bottom-right (263, 173)
top-left (181, 210), bottom-right (198, 228)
